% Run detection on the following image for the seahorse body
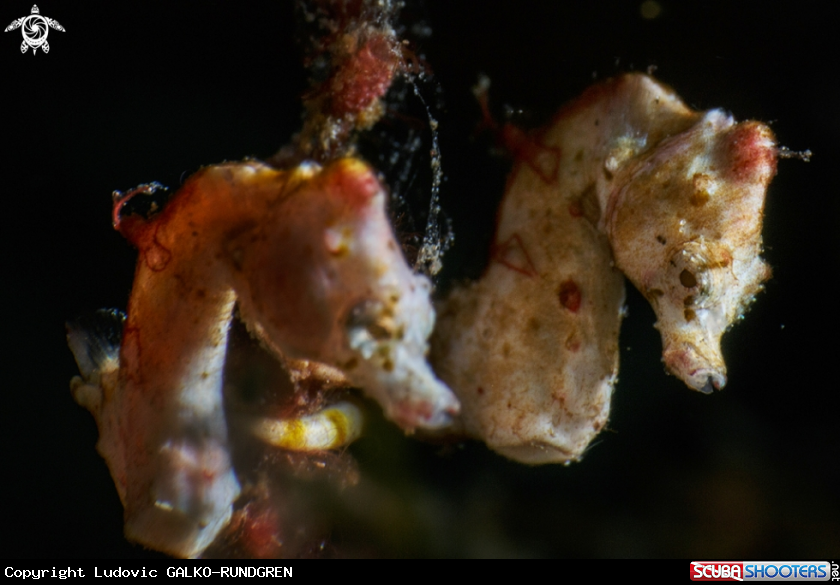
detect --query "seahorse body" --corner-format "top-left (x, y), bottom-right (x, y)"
top-left (433, 74), bottom-right (776, 464)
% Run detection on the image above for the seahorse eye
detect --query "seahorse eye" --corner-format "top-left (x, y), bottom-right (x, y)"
top-left (679, 268), bottom-right (697, 288)
top-left (669, 244), bottom-right (715, 309)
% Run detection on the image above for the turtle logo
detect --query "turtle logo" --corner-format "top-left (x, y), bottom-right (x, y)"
top-left (5, 5), bottom-right (64, 54)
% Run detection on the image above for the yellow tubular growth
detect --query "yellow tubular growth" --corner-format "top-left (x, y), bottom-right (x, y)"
top-left (251, 401), bottom-right (364, 451)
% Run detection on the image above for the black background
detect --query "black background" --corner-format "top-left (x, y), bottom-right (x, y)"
top-left (2, 0), bottom-right (838, 558)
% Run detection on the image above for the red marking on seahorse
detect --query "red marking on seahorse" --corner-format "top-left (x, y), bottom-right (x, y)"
top-left (492, 233), bottom-right (538, 278)
top-left (502, 123), bottom-right (562, 184)
top-left (568, 200), bottom-right (584, 218)
top-left (723, 121), bottom-right (778, 184)
top-left (558, 279), bottom-right (581, 313)
top-left (143, 228), bottom-right (172, 272)
top-left (472, 82), bottom-right (561, 184)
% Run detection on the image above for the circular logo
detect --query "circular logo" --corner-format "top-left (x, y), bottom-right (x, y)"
top-left (22, 15), bottom-right (47, 49)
